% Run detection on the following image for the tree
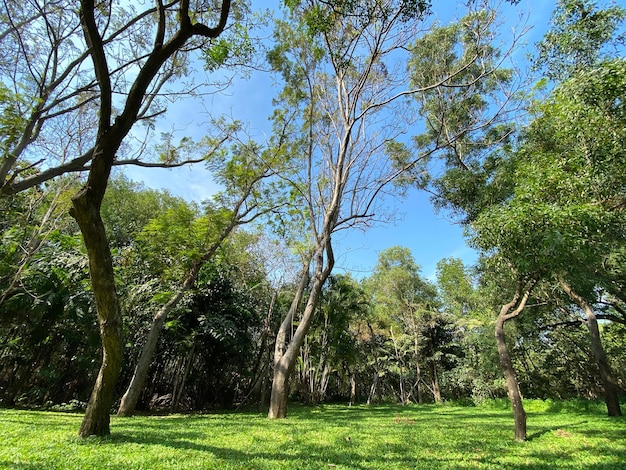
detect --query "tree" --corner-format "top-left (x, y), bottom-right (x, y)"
top-left (365, 247), bottom-right (445, 404)
top-left (418, 0), bottom-right (626, 438)
top-left (69, 0), bottom-right (232, 437)
top-left (266, 0), bottom-right (522, 419)
top-left (492, 270), bottom-right (536, 441)
top-left (117, 135), bottom-right (288, 416)
top-left (534, 0), bottom-right (626, 82)
top-left (296, 274), bottom-right (368, 404)
top-left (435, 258), bottom-right (500, 402)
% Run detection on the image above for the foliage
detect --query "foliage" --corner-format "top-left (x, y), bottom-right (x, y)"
top-left (295, 274), bottom-right (369, 403)
top-left (406, 6), bottom-right (518, 205)
top-left (534, 0), bottom-right (626, 81)
top-left (1, 403), bottom-right (625, 469)
top-left (144, 260), bottom-right (261, 410)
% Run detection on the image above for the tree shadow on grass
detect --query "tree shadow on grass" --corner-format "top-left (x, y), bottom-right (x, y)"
top-left (0, 461), bottom-right (46, 469)
top-left (108, 433), bottom-right (474, 470)
top-left (526, 420), bottom-right (589, 441)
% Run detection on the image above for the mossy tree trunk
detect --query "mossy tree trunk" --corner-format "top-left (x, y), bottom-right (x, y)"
top-left (73, 0), bottom-right (231, 436)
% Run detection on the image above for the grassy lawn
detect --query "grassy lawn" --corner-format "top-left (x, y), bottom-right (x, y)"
top-left (0, 400), bottom-right (624, 469)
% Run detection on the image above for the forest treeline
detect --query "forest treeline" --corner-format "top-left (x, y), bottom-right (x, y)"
top-left (0, 0), bottom-right (625, 441)
top-left (1, 178), bottom-right (623, 411)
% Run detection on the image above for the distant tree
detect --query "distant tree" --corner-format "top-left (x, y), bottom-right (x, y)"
top-left (117, 134), bottom-right (289, 417)
top-left (296, 274), bottom-right (368, 404)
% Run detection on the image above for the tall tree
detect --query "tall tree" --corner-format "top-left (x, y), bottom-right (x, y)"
top-left (266, 0), bottom-right (522, 419)
top-left (417, 0), bottom-right (626, 438)
top-left (69, 0), bottom-right (232, 437)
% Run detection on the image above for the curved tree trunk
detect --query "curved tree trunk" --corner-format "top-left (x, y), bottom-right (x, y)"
top-left (118, 209), bottom-right (242, 416)
top-left (71, 177), bottom-right (123, 437)
top-left (495, 312), bottom-right (526, 441)
top-left (269, 281), bottom-right (326, 417)
top-left (71, 0), bottom-right (232, 436)
top-left (560, 281), bottom-right (622, 417)
top-left (268, 260), bottom-right (311, 418)
top-left (495, 279), bottom-right (535, 442)
top-left (117, 290), bottom-right (186, 416)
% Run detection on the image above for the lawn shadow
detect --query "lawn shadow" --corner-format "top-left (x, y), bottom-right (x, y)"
top-left (526, 420), bottom-right (589, 441)
top-left (95, 429), bottom-right (378, 469)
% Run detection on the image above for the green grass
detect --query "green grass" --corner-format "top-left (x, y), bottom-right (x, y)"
top-left (1, 400), bottom-right (624, 469)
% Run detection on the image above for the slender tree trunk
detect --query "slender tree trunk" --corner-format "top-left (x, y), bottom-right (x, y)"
top-left (390, 327), bottom-right (406, 404)
top-left (171, 341), bottom-right (195, 413)
top-left (494, 280), bottom-right (534, 442)
top-left (349, 373), bottom-right (356, 406)
top-left (72, 0), bottom-right (232, 435)
top-left (416, 362), bottom-right (424, 404)
top-left (367, 371), bottom-right (379, 405)
top-left (411, 329), bottom-right (424, 404)
top-left (117, 290), bottom-right (185, 416)
top-left (560, 281), bottom-right (622, 417)
top-left (495, 313), bottom-right (525, 441)
top-left (431, 361), bottom-right (442, 404)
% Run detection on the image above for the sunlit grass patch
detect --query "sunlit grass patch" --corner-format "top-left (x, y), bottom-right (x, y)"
top-left (1, 401), bottom-right (624, 469)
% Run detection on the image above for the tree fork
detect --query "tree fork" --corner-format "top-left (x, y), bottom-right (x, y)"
top-left (495, 279), bottom-right (535, 441)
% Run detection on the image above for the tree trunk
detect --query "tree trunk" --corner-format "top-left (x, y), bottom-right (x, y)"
top-left (171, 341), bottom-right (196, 412)
top-left (494, 280), bottom-right (535, 442)
top-left (117, 290), bottom-right (186, 416)
top-left (71, 184), bottom-right (123, 437)
top-left (560, 281), bottom-right (622, 417)
top-left (367, 371), bottom-right (379, 405)
top-left (71, 0), bottom-right (232, 436)
top-left (431, 361), bottom-right (442, 404)
top-left (267, 257), bottom-right (311, 418)
top-left (268, 359), bottom-right (290, 418)
top-left (416, 362), bottom-right (424, 404)
top-left (269, 284), bottom-right (326, 417)
top-left (349, 373), bottom-right (356, 406)
top-left (495, 313), bottom-right (526, 441)
top-left (269, 249), bottom-right (330, 418)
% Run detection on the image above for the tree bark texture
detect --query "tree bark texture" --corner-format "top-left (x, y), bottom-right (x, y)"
top-left (560, 281), bottom-right (622, 417)
top-left (71, 182), bottom-right (123, 437)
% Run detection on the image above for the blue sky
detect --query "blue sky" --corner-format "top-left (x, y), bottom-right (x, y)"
top-left (123, 1), bottom-right (606, 281)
